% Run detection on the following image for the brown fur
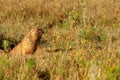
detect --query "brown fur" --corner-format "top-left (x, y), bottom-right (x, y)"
top-left (9, 28), bottom-right (43, 55)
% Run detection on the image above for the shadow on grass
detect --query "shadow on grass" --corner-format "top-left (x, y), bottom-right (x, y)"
top-left (37, 70), bottom-right (51, 80)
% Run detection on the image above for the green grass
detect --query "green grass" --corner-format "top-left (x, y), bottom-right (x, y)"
top-left (0, 0), bottom-right (120, 80)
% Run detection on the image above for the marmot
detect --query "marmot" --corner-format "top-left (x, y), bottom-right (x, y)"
top-left (9, 28), bottom-right (43, 55)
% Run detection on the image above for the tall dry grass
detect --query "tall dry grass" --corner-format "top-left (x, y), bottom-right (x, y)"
top-left (0, 0), bottom-right (120, 80)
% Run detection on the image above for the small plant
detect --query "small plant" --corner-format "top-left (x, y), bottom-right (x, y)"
top-left (0, 37), bottom-right (16, 52)
top-left (0, 55), bottom-right (8, 66)
top-left (106, 65), bottom-right (120, 80)
top-left (118, 31), bottom-right (120, 39)
top-left (0, 70), bottom-right (5, 80)
top-left (27, 59), bottom-right (36, 70)
top-left (80, 29), bottom-right (86, 39)
top-left (2, 40), bottom-right (10, 51)
top-left (100, 33), bottom-right (107, 42)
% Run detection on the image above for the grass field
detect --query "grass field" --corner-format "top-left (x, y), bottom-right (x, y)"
top-left (0, 0), bottom-right (120, 80)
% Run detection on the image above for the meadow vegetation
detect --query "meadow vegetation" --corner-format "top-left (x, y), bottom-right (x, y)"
top-left (0, 0), bottom-right (120, 80)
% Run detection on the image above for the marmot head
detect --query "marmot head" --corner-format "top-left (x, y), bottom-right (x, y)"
top-left (30, 27), bottom-right (44, 40)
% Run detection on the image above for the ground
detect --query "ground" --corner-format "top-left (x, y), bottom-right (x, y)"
top-left (0, 0), bottom-right (120, 80)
